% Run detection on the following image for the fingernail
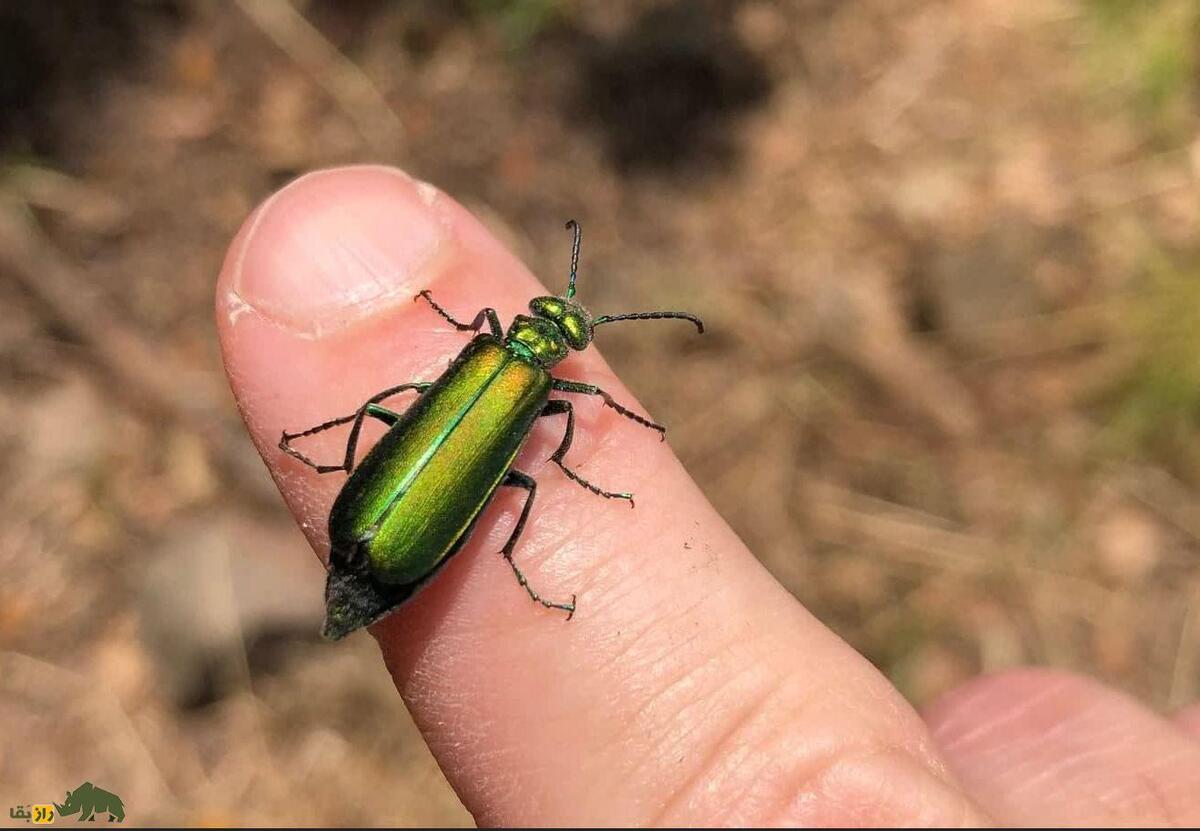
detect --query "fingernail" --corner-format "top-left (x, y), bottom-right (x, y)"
top-left (228, 166), bottom-right (451, 337)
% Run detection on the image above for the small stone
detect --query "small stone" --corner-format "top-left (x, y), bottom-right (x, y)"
top-left (896, 643), bottom-right (972, 705)
top-left (18, 374), bottom-right (109, 483)
top-left (164, 428), bottom-right (217, 505)
top-left (1096, 505), bottom-right (1162, 585)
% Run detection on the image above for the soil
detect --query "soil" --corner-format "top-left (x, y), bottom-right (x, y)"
top-left (2, 0), bottom-right (1199, 824)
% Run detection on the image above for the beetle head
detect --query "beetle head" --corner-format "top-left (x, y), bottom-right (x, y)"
top-left (516, 218), bottom-right (702, 364)
top-left (529, 295), bottom-right (593, 351)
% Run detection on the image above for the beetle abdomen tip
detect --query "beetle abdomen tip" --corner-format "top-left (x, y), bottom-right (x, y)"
top-left (322, 554), bottom-right (420, 641)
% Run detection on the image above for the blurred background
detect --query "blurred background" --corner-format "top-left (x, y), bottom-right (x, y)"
top-left (1, 0), bottom-right (1199, 824)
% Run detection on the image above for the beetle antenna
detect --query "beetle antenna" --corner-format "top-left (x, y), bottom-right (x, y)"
top-left (564, 219), bottom-right (581, 300)
top-left (593, 311), bottom-right (705, 333)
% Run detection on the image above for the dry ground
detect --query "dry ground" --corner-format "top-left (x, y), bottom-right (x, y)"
top-left (2, 0), bottom-right (1200, 824)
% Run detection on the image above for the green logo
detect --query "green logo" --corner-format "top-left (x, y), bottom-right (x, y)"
top-left (52, 783), bottom-right (125, 823)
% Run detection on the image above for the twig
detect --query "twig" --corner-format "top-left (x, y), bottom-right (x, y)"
top-left (1168, 593), bottom-right (1200, 709)
top-left (816, 270), bottom-right (981, 439)
top-left (865, 7), bottom-right (958, 151)
top-left (212, 529), bottom-right (276, 770)
top-left (1073, 144), bottom-right (1197, 218)
top-left (233, 0), bottom-right (404, 156)
top-left (1123, 466), bottom-right (1200, 544)
top-left (807, 478), bottom-right (1120, 611)
top-left (2, 164), bottom-right (129, 233)
top-left (955, 300), bottom-right (1120, 363)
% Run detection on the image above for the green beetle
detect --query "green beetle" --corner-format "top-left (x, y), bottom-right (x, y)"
top-left (280, 221), bottom-right (704, 639)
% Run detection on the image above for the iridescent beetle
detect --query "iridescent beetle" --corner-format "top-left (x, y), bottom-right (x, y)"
top-left (280, 221), bottom-right (704, 639)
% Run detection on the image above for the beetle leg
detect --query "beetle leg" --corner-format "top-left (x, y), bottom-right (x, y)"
top-left (549, 378), bottom-right (667, 440)
top-left (280, 382), bottom-right (431, 473)
top-left (363, 403), bottom-right (401, 427)
top-left (539, 399), bottom-right (634, 507)
top-left (415, 290), bottom-right (503, 339)
top-left (500, 470), bottom-right (576, 618)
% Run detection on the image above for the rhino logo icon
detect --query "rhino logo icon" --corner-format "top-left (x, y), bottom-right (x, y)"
top-left (53, 782), bottom-right (125, 823)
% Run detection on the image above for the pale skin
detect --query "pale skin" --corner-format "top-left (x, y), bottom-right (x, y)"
top-left (216, 166), bottom-right (1200, 826)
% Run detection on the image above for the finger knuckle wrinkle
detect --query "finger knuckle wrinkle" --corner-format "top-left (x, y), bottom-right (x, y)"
top-left (771, 743), bottom-right (978, 827)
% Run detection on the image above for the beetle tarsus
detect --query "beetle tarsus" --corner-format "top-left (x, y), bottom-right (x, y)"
top-left (502, 552), bottom-right (570, 613)
top-left (552, 458), bottom-right (636, 505)
top-left (550, 379), bottom-right (667, 436)
top-left (279, 383), bottom-right (429, 474)
top-left (499, 470), bottom-right (577, 617)
top-left (540, 398), bottom-right (636, 504)
top-left (279, 431), bottom-right (347, 474)
top-left (415, 290), bottom-right (503, 338)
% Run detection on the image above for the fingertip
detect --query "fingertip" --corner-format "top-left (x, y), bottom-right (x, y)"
top-left (922, 666), bottom-right (1081, 734)
top-left (213, 165), bottom-right (548, 559)
top-left (216, 165), bottom-right (457, 339)
top-left (926, 667), bottom-right (1200, 825)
